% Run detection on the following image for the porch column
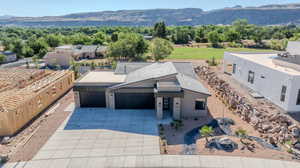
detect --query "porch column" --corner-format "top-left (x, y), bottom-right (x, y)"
top-left (156, 97), bottom-right (163, 120)
top-left (173, 97), bottom-right (181, 120)
top-left (74, 91), bottom-right (80, 108)
top-left (106, 91), bottom-right (115, 109)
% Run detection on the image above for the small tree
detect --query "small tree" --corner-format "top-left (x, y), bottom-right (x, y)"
top-left (235, 128), bottom-right (248, 145)
top-left (0, 54), bottom-right (6, 64)
top-left (32, 55), bottom-right (39, 68)
top-left (111, 32), bottom-right (119, 42)
top-left (208, 31), bottom-right (222, 48)
top-left (70, 60), bottom-right (80, 79)
top-left (153, 21), bottom-right (167, 39)
top-left (200, 125), bottom-right (214, 143)
top-left (150, 38), bottom-right (174, 61)
top-left (90, 61), bottom-right (96, 70)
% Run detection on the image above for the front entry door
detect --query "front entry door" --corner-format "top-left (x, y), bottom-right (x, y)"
top-left (163, 97), bottom-right (170, 110)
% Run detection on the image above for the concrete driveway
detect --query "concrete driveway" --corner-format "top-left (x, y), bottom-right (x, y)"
top-left (33, 108), bottom-right (160, 160)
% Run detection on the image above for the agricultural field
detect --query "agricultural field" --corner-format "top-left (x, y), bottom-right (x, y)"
top-left (168, 47), bottom-right (274, 60)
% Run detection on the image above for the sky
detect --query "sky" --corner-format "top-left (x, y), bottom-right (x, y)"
top-left (1, 0), bottom-right (300, 17)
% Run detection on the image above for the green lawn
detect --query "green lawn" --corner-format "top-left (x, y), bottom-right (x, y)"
top-left (168, 47), bottom-right (274, 60)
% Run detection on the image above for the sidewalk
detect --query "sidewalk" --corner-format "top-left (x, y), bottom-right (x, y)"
top-left (2, 155), bottom-right (300, 168)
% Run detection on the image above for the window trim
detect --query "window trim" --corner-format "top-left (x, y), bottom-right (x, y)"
top-left (248, 71), bottom-right (255, 84)
top-left (232, 64), bottom-right (236, 74)
top-left (296, 89), bottom-right (300, 105)
top-left (195, 100), bottom-right (206, 110)
top-left (280, 85), bottom-right (287, 102)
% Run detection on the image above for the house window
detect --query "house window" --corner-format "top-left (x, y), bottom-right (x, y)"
top-left (195, 100), bottom-right (206, 110)
top-left (296, 89), bottom-right (300, 105)
top-left (232, 64), bottom-right (236, 74)
top-left (248, 71), bottom-right (255, 84)
top-left (280, 86), bottom-right (287, 102)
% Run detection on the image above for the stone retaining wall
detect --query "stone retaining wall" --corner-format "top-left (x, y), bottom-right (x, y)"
top-left (195, 66), bottom-right (300, 146)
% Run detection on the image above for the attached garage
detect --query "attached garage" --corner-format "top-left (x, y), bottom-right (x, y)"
top-left (115, 93), bottom-right (155, 109)
top-left (79, 91), bottom-right (106, 107)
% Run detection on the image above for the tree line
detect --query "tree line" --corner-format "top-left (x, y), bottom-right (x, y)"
top-left (1, 19), bottom-right (300, 61)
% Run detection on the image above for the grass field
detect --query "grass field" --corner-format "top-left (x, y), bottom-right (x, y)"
top-left (168, 47), bottom-right (274, 59)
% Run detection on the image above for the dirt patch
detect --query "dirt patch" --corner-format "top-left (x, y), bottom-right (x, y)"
top-left (0, 90), bottom-right (74, 162)
top-left (162, 117), bottom-right (212, 154)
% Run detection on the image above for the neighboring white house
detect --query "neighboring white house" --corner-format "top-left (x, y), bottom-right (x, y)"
top-left (223, 42), bottom-right (300, 113)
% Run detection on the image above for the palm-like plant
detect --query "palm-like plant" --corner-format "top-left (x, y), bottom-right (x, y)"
top-left (235, 128), bottom-right (247, 143)
top-left (200, 125), bottom-right (214, 143)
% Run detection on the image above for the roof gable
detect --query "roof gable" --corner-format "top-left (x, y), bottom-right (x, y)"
top-left (176, 73), bottom-right (211, 95)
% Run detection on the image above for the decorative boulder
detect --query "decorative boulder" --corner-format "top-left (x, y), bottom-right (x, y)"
top-left (206, 137), bottom-right (238, 152)
top-left (291, 128), bottom-right (300, 138)
top-left (294, 142), bottom-right (300, 150)
top-left (1, 137), bottom-right (10, 145)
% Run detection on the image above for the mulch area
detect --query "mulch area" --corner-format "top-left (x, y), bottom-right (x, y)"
top-left (1, 90), bottom-right (74, 162)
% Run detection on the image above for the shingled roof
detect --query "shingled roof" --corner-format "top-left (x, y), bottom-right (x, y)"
top-left (111, 62), bottom-right (210, 95)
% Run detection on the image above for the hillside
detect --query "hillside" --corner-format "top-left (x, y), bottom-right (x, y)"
top-left (1, 3), bottom-right (300, 26)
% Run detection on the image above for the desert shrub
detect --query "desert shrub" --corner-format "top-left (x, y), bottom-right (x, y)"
top-left (207, 57), bottom-right (218, 66)
top-left (228, 42), bottom-right (243, 48)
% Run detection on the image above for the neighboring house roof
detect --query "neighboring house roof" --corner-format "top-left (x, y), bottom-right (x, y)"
top-left (74, 45), bottom-right (98, 53)
top-left (0, 51), bottom-right (15, 56)
top-left (176, 73), bottom-right (211, 95)
top-left (96, 46), bottom-right (108, 53)
top-left (55, 45), bottom-right (105, 54)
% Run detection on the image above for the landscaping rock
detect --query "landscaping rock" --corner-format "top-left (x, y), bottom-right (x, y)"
top-left (292, 128), bottom-right (300, 137)
top-left (1, 137), bottom-right (10, 144)
top-left (294, 142), bottom-right (300, 150)
top-left (206, 137), bottom-right (238, 152)
top-left (196, 65), bottom-right (300, 147)
top-left (262, 123), bottom-right (272, 131)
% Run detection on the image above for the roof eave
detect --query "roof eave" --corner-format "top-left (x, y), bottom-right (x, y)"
top-left (108, 73), bottom-right (178, 90)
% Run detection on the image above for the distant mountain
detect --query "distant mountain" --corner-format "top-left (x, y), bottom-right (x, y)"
top-left (0, 15), bottom-right (14, 20)
top-left (1, 3), bottom-right (300, 27)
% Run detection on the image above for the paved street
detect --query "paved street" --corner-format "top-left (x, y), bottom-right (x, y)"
top-left (2, 108), bottom-right (300, 168)
top-left (3, 155), bottom-right (300, 168)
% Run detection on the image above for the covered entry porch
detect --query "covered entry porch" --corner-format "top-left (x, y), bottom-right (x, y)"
top-left (155, 81), bottom-right (184, 120)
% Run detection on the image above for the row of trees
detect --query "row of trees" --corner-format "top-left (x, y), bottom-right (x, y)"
top-left (1, 19), bottom-right (300, 59)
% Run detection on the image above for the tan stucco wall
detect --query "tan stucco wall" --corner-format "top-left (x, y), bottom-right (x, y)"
top-left (0, 71), bottom-right (74, 136)
top-left (44, 52), bottom-right (74, 67)
top-left (181, 90), bottom-right (208, 118)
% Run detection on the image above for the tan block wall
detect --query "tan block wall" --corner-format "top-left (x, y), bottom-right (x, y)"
top-left (0, 71), bottom-right (74, 136)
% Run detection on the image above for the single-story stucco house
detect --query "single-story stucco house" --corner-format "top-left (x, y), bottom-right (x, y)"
top-left (73, 62), bottom-right (211, 120)
top-left (44, 45), bottom-right (107, 68)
